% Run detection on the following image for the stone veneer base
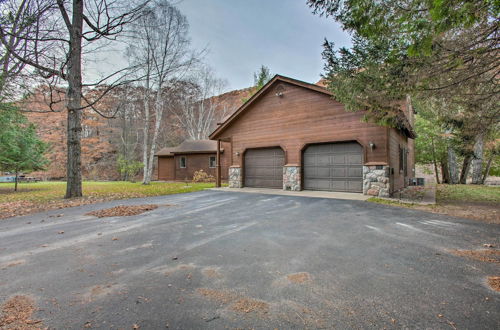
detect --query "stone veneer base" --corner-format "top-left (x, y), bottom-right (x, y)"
top-left (228, 167), bottom-right (242, 188)
top-left (363, 165), bottom-right (390, 197)
top-left (283, 166), bottom-right (301, 191)
top-left (227, 164), bottom-right (391, 197)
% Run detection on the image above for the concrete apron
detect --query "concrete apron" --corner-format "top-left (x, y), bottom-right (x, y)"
top-left (209, 187), bottom-right (370, 201)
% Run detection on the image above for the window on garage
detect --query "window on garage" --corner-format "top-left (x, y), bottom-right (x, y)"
top-left (179, 156), bottom-right (186, 168)
top-left (209, 156), bottom-right (216, 168)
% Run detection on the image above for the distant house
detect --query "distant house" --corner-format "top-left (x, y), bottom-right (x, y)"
top-left (155, 140), bottom-right (230, 181)
top-left (209, 75), bottom-right (415, 197)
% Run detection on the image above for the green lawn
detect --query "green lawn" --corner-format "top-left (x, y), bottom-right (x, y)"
top-left (367, 184), bottom-right (500, 223)
top-left (0, 181), bottom-right (215, 219)
top-left (436, 184), bottom-right (500, 203)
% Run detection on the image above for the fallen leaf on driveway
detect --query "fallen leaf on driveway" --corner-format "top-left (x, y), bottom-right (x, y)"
top-left (488, 276), bottom-right (500, 291)
top-left (0, 295), bottom-right (44, 329)
top-left (58, 231), bottom-right (64, 234)
top-left (86, 205), bottom-right (158, 218)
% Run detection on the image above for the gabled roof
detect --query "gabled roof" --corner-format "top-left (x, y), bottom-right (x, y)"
top-left (209, 74), bottom-right (415, 139)
top-left (209, 75), bottom-right (332, 139)
top-left (155, 140), bottom-right (220, 156)
top-left (155, 147), bottom-right (177, 156)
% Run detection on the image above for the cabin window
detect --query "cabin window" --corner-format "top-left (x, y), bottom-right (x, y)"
top-left (209, 156), bottom-right (216, 168)
top-left (179, 156), bottom-right (186, 168)
top-left (399, 146), bottom-right (404, 173)
top-left (404, 148), bottom-right (408, 177)
top-left (399, 146), bottom-right (408, 176)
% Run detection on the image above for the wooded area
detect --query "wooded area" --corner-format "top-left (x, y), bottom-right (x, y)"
top-left (0, 0), bottom-right (498, 199)
top-left (0, 0), bottom-right (251, 195)
top-left (309, 0), bottom-right (499, 185)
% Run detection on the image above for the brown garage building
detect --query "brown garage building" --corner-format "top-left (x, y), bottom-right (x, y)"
top-left (209, 75), bottom-right (415, 197)
top-left (156, 140), bottom-right (230, 181)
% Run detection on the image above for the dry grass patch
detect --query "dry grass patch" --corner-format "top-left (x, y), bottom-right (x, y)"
top-left (488, 276), bottom-right (500, 291)
top-left (0, 295), bottom-right (43, 329)
top-left (202, 268), bottom-right (222, 279)
top-left (86, 204), bottom-right (158, 218)
top-left (231, 298), bottom-right (269, 315)
top-left (196, 288), bottom-right (236, 304)
top-left (0, 259), bottom-right (25, 270)
top-left (287, 272), bottom-right (311, 284)
top-left (450, 249), bottom-right (500, 263)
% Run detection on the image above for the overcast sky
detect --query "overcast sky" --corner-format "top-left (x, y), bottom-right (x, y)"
top-left (174, 0), bottom-right (351, 91)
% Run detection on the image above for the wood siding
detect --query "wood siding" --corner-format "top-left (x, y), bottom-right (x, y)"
top-left (217, 82), bottom-right (389, 167)
top-left (156, 141), bottom-right (231, 181)
top-left (157, 156), bottom-right (175, 181)
top-left (174, 153), bottom-right (217, 181)
top-left (388, 128), bottom-right (415, 193)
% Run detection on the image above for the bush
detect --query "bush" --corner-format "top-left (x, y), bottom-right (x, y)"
top-left (117, 155), bottom-right (143, 182)
top-left (192, 170), bottom-right (215, 183)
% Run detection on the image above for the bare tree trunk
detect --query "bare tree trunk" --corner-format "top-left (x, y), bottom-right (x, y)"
top-left (459, 154), bottom-right (472, 184)
top-left (430, 137), bottom-right (440, 184)
top-left (65, 0), bottom-right (84, 198)
top-left (14, 169), bottom-right (18, 192)
top-left (142, 94), bottom-right (150, 184)
top-left (481, 154), bottom-right (494, 184)
top-left (471, 132), bottom-right (484, 184)
top-left (447, 146), bottom-right (458, 184)
top-left (141, 65), bottom-right (151, 184)
top-left (144, 91), bottom-right (164, 184)
top-left (440, 157), bottom-right (450, 184)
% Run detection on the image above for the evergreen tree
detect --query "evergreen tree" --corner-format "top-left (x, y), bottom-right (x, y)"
top-left (0, 105), bottom-right (49, 191)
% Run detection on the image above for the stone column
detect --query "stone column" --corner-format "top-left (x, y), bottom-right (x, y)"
top-left (228, 166), bottom-right (242, 188)
top-left (363, 165), bottom-right (390, 197)
top-left (283, 165), bottom-right (301, 191)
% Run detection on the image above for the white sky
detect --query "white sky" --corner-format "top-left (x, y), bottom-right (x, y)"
top-left (85, 0), bottom-right (351, 92)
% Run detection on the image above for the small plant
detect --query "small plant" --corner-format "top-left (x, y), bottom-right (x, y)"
top-left (117, 155), bottom-right (143, 182)
top-left (192, 170), bottom-right (215, 183)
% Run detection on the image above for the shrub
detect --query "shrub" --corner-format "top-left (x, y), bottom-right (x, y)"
top-left (192, 170), bottom-right (215, 183)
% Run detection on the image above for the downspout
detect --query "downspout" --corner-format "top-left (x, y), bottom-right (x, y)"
top-left (216, 139), bottom-right (221, 187)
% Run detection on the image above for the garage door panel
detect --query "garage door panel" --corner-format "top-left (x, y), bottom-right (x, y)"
top-left (332, 167), bottom-right (346, 177)
top-left (244, 147), bottom-right (284, 189)
top-left (347, 154), bottom-right (362, 164)
top-left (348, 181), bottom-right (363, 192)
top-left (330, 180), bottom-right (347, 191)
top-left (315, 167), bottom-right (331, 177)
top-left (348, 167), bottom-right (363, 177)
top-left (304, 142), bottom-right (363, 193)
top-left (332, 155), bottom-right (346, 164)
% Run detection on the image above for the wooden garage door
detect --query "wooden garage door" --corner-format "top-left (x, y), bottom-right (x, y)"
top-left (303, 142), bottom-right (363, 192)
top-left (244, 148), bottom-right (284, 188)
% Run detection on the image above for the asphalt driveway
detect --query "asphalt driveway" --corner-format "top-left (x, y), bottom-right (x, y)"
top-left (0, 190), bottom-right (499, 329)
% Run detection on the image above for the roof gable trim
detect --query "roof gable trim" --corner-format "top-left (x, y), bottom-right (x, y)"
top-left (209, 75), bottom-right (332, 139)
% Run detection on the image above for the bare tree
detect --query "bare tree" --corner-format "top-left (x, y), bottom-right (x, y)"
top-left (171, 66), bottom-right (227, 140)
top-left (0, 0), bottom-right (51, 100)
top-left (0, 0), bottom-right (146, 197)
top-left (127, 0), bottom-right (197, 184)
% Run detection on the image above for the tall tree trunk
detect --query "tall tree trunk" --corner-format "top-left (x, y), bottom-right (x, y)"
top-left (440, 158), bottom-right (450, 184)
top-left (447, 146), bottom-right (458, 184)
top-left (481, 154), bottom-right (494, 184)
top-left (471, 132), bottom-right (484, 184)
top-left (145, 93), bottom-right (163, 184)
top-left (142, 79), bottom-right (151, 184)
top-left (14, 169), bottom-right (18, 192)
top-left (430, 137), bottom-right (440, 184)
top-left (459, 154), bottom-right (472, 184)
top-left (65, 0), bottom-right (84, 198)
